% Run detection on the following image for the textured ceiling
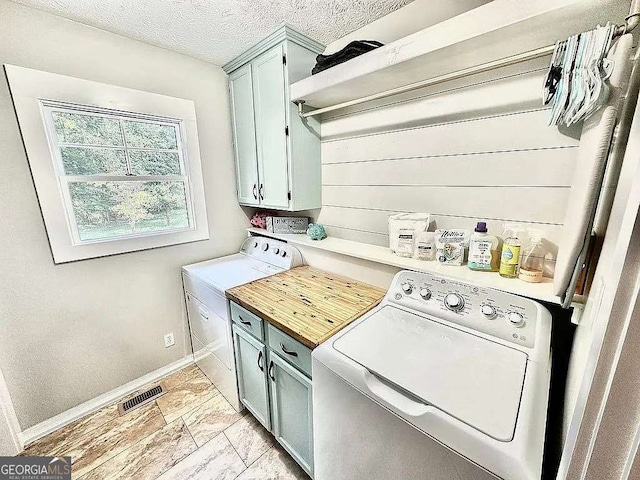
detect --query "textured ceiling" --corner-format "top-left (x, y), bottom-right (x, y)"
top-left (10, 0), bottom-right (415, 65)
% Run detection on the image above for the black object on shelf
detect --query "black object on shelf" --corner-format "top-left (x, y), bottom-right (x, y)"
top-left (312, 40), bottom-right (384, 75)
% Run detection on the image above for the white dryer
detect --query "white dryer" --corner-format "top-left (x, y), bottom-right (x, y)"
top-left (182, 236), bottom-right (302, 411)
top-left (312, 270), bottom-right (552, 480)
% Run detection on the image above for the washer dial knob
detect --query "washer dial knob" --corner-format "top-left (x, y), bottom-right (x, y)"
top-left (481, 304), bottom-right (497, 319)
top-left (419, 288), bottom-right (432, 300)
top-left (273, 248), bottom-right (280, 254)
top-left (401, 282), bottom-right (413, 295)
top-left (280, 251), bottom-right (287, 258)
top-left (444, 293), bottom-right (465, 312)
top-left (262, 243), bottom-right (269, 252)
top-left (508, 312), bottom-right (525, 327)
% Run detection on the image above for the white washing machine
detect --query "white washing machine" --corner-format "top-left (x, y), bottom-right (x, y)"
top-left (312, 270), bottom-right (552, 480)
top-left (182, 236), bottom-right (302, 411)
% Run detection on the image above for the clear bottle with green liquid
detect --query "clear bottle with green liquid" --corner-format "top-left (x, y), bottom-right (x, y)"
top-left (499, 225), bottom-right (523, 278)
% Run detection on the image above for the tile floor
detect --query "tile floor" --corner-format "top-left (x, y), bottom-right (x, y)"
top-left (20, 365), bottom-right (309, 480)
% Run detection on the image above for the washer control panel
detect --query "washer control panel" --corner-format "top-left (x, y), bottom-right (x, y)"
top-left (240, 237), bottom-right (302, 270)
top-left (389, 271), bottom-right (538, 348)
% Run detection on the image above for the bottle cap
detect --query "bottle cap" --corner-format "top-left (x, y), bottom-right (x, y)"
top-left (475, 222), bottom-right (487, 233)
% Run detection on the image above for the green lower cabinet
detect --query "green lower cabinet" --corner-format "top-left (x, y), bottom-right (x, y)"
top-left (231, 302), bottom-right (314, 477)
top-left (232, 325), bottom-right (271, 430)
top-left (268, 352), bottom-right (314, 477)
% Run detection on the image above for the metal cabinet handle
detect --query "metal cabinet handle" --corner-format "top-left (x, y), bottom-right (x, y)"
top-left (280, 343), bottom-right (298, 357)
top-left (259, 184), bottom-right (264, 200)
top-left (198, 308), bottom-right (209, 320)
top-left (268, 361), bottom-right (275, 381)
top-left (257, 350), bottom-right (264, 372)
top-left (238, 315), bottom-right (252, 326)
top-left (252, 184), bottom-right (257, 200)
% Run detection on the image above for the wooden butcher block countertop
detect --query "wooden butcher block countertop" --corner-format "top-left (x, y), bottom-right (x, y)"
top-left (226, 266), bottom-right (386, 349)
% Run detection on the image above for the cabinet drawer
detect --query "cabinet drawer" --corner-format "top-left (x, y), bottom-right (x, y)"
top-left (267, 324), bottom-right (312, 378)
top-left (230, 302), bottom-right (264, 341)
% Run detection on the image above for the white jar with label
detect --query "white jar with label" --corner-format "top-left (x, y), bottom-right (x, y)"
top-left (395, 228), bottom-right (415, 258)
top-left (415, 232), bottom-right (436, 261)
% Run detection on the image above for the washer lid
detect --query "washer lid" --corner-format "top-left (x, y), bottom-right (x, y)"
top-left (183, 254), bottom-right (283, 291)
top-left (333, 306), bottom-right (527, 441)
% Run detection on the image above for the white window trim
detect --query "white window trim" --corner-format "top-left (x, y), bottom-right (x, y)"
top-left (5, 65), bottom-right (209, 263)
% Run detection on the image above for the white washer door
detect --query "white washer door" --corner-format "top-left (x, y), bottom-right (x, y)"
top-left (333, 306), bottom-right (527, 442)
top-left (186, 293), bottom-right (232, 369)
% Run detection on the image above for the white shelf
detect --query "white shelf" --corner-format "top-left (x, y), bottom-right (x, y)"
top-left (290, 0), bottom-right (628, 109)
top-left (248, 228), bottom-right (567, 305)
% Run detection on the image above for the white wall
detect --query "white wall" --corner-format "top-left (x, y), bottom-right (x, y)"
top-left (323, 0), bottom-right (492, 54)
top-left (313, 56), bottom-right (581, 276)
top-left (0, 0), bottom-right (248, 430)
top-left (310, 0), bottom-right (629, 282)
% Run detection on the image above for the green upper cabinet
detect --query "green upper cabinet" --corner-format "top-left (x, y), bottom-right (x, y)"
top-left (229, 65), bottom-right (260, 206)
top-left (223, 26), bottom-right (324, 211)
top-left (253, 44), bottom-right (290, 209)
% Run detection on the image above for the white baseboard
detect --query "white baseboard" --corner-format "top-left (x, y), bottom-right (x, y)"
top-left (19, 356), bottom-right (194, 449)
top-left (0, 367), bottom-right (22, 455)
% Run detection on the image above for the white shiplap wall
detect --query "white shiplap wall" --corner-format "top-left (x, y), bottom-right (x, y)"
top-left (315, 58), bottom-right (582, 273)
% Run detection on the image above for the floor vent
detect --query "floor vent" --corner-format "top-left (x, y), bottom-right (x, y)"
top-left (117, 384), bottom-right (165, 415)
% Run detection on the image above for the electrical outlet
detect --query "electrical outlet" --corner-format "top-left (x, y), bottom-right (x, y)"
top-left (164, 332), bottom-right (175, 348)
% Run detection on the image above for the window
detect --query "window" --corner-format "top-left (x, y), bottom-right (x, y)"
top-left (44, 106), bottom-right (193, 243)
top-left (6, 65), bottom-right (209, 263)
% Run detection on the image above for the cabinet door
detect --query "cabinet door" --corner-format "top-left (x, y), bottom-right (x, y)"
top-left (269, 352), bottom-right (313, 475)
top-left (229, 64), bottom-right (260, 206)
top-left (252, 44), bottom-right (290, 209)
top-left (233, 325), bottom-right (271, 429)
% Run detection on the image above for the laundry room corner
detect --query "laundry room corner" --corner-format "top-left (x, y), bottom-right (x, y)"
top-left (0, 0), bottom-right (250, 434)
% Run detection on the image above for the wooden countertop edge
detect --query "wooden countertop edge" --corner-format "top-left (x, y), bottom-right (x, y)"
top-left (225, 290), bottom-right (383, 349)
top-left (315, 299), bottom-right (381, 345)
top-left (226, 290), bottom-right (319, 349)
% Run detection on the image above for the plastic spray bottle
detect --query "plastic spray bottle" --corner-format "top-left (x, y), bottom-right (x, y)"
top-left (499, 224), bottom-right (524, 278)
top-left (519, 228), bottom-right (545, 283)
